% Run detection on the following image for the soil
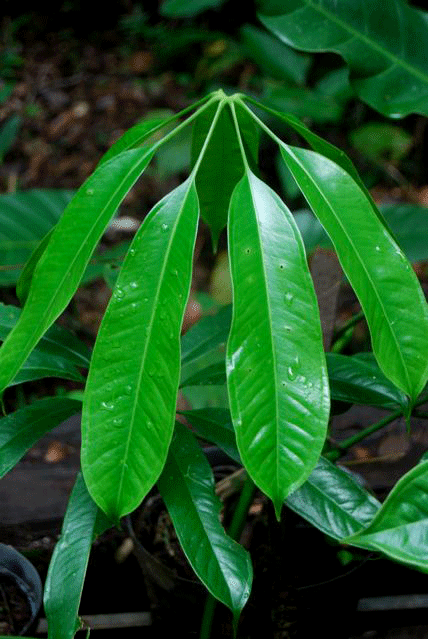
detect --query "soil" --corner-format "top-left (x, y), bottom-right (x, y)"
top-left (2, 6), bottom-right (428, 639)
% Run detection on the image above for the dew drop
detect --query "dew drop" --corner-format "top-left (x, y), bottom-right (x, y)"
top-left (375, 245), bottom-right (381, 252)
top-left (285, 292), bottom-right (294, 306)
top-left (124, 384), bottom-right (132, 395)
top-left (86, 188), bottom-right (94, 196)
top-left (115, 288), bottom-right (125, 299)
top-left (287, 366), bottom-right (297, 381)
top-left (244, 247), bottom-right (251, 255)
top-left (161, 223), bottom-right (169, 232)
top-left (131, 302), bottom-right (138, 310)
top-left (112, 417), bottom-right (123, 427)
top-left (129, 248), bottom-right (136, 257)
top-left (279, 263), bottom-right (285, 270)
top-left (284, 325), bottom-right (292, 333)
top-left (129, 281), bottom-right (138, 289)
top-left (101, 401), bottom-right (115, 411)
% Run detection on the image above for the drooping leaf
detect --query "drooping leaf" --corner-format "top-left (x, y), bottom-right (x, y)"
top-left (279, 144), bottom-right (428, 401)
top-left (0, 190), bottom-right (74, 286)
top-left (157, 421), bottom-right (252, 621)
top-left (327, 352), bottom-right (408, 410)
top-left (227, 170), bottom-right (329, 516)
top-left (81, 177), bottom-right (199, 519)
top-left (258, 0), bottom-right (428, 118)
top-left (179, 407), bottom-right (240, 464)
top-left (191, 102), bottom-right (258, 250)
top-left (350, 122), bottom-right (413, 164)
top-left (0, 146), bottom-right (157, 395)
top-left (0, 398), bottom-right (82, 478)
top-left (44, 473), bottom-right (113, 639)
top-left (0, 303), bottom-right (91, 368)
top-left (240, 24), bottom-right (311, 86)
top-left (287, 456), bottom-right (381, 540)
top-left (344, 461), bottom-right (428, 571)
top-left (180, 360), bottom-right (226, 388)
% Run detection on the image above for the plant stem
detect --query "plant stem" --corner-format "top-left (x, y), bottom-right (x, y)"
top-left (325, 394), bottom-right (428, 461)
top-left (199, 473), bottom-right (256, 639)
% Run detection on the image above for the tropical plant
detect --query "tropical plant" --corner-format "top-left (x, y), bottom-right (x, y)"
top-left (1, 85), bottom-right (428, 637)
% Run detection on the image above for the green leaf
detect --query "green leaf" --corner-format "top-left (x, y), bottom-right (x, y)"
top-left (180, 360), bottom-right (226, 388)
top-left (279, 144), bottom-right (428, 401)
top-left (157, 421), bottom-right (252, 621)
top-left (240, 24), bottom-right (311, 86)
top-left (81, 177), bottom-right (199, 519)
top-left (0, 303), bottom-right (91, 369)
top-left (0, 398), bottom-right (82, 478)
top-left (258, 0), bottom-right (428, 118)
top-left (181, 304), bottom-right (231, 367)
top-left (287, 456), bottom-right (381, 540)
top-left (191, 103), bottom-right (258, 251)
top-left (381, 204), bottom-right (428, 263)
top-left (344, 461), bottom-right (428, 571)
top-left (0, 190), bottom-right (74, 287)
top-left (179, 407), bottom-right (241, 463)
top-left (44, 473), bottom-right (112, 639)
top-left (327, 352), bottom-right (408, 410)
top-left (227, 170), bottom-right (329, 516)
top-left (160, 0), bottom-right (226, 17)
top-left (261, 82), bottom-right (344, 123)
top-left (0, 146), bottom-right (156, 395)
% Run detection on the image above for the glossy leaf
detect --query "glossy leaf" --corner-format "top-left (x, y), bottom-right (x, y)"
top-left (180, 361), bottom-right (226, 388)
top-left (0, 303), bottom-right (91, 368)
top-left (344, 461), bottom-right (428, 571)
top-left (157, 421), bottom-right (252, 620)
top-left (287, 456), bottom-right (380, 540)
top-left (191, 102), bottom-right (258, 250)
top-left (179, 407), bottom-right (241, 464)
top-left (327, 352), bottom-right (408, 410)
top-left (0, 146), bottom-right (156, 395)
top-left (44, 473), bottom-right (112, 639)
top-left (240, 24), bottom-right (311, 86)
top-left (181, 304), bottom-right (231, 367)
top-left (81, 177), bottom-right (199, 518)
top-left (0, 189), bottom-right (74, 286)
top-left (258, 0), bottom-right (428, 118)
top-left (0, 398), bottom-right (82, 478)
top-left (279, 144), bottom-right (428, 401)
top-left (227, 170), bottom-right (329, 516)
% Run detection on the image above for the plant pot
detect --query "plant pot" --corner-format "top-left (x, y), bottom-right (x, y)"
top-left (0, 543), bottom-right (43, 636)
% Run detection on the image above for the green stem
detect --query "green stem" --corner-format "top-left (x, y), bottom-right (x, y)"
top-left (325, 394), bottom-right (428, 461)
top-left (333, 310), bottom-right (365, 341)
top-left (199, 473), bottom-right (256, 639)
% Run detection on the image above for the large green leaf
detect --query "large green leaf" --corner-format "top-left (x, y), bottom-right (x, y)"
top-left (0, 398), bottom-right (82, 478)
top-left (327, 352), bottom-right (408, 410)
top-left (81, 177), bottom-right (199, 519)
top-left (258, 0), bottom-right (428, 118)
top-left (240, 24), bottom-right (311, 86)
top-left (344, 461), bottom-right (428, 571)
top-left (0, 146), bottom-right (157, 395)
top-left (181, 304), bottom-right (231, 367)
top-left (191, 102), bottom-right (259, 250)
top-left (44, 473), bottom-right (112, 639)
top-left (227, 170), bottom-right (329, 516)
top-left (157, 421), bottom-right (252, 621)
top-left (279, 144), bottom-right (428, 401)
top-left (287, 456), bottom-right (381, 539)
top-left (0, 190), bottom-right (74, 286)
top-left (0, 303), bottom-right (91, 368)
top-left (179, 407), bottom-right (241, 463)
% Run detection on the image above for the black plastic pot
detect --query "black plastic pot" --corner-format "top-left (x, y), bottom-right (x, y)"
top-left (0, 543), bottom-right (43, 635)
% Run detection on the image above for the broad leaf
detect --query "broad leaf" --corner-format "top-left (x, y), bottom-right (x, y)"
top-left (0, 398), bottom-right (82, 478)
top-left (327, 352), bottom-right (408, 410)
top-left (258, 0), bottom-right (428, 118)
top-left (44, 473), bottom-right (112, 639)
top-left (157, 421), bottom-right (252, 621)
top-left (279, 144), bottom-right (428, 401)
top-left (0, 189), bottom-right (74, 286)
top-left (181, 303), bottom-right (231, 367)
top-left (81, 177), bottom-right (199, 518)
top-left (0, 146), bottom-right (156, 395)
top-left (179, 407), bottom-right (241, 464)
top-left (287, 456), bottom-right (381, 539)
top-left (0, 303), bottom-right (91, 368)
top-left (227, 170), bottom-right (329, 516)
top-left (240, 24), bottom-right (311, 86)
top-left (344, 461), bottom-right (428, 571)
top-left (180, 361), bottom-right (226, 388)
